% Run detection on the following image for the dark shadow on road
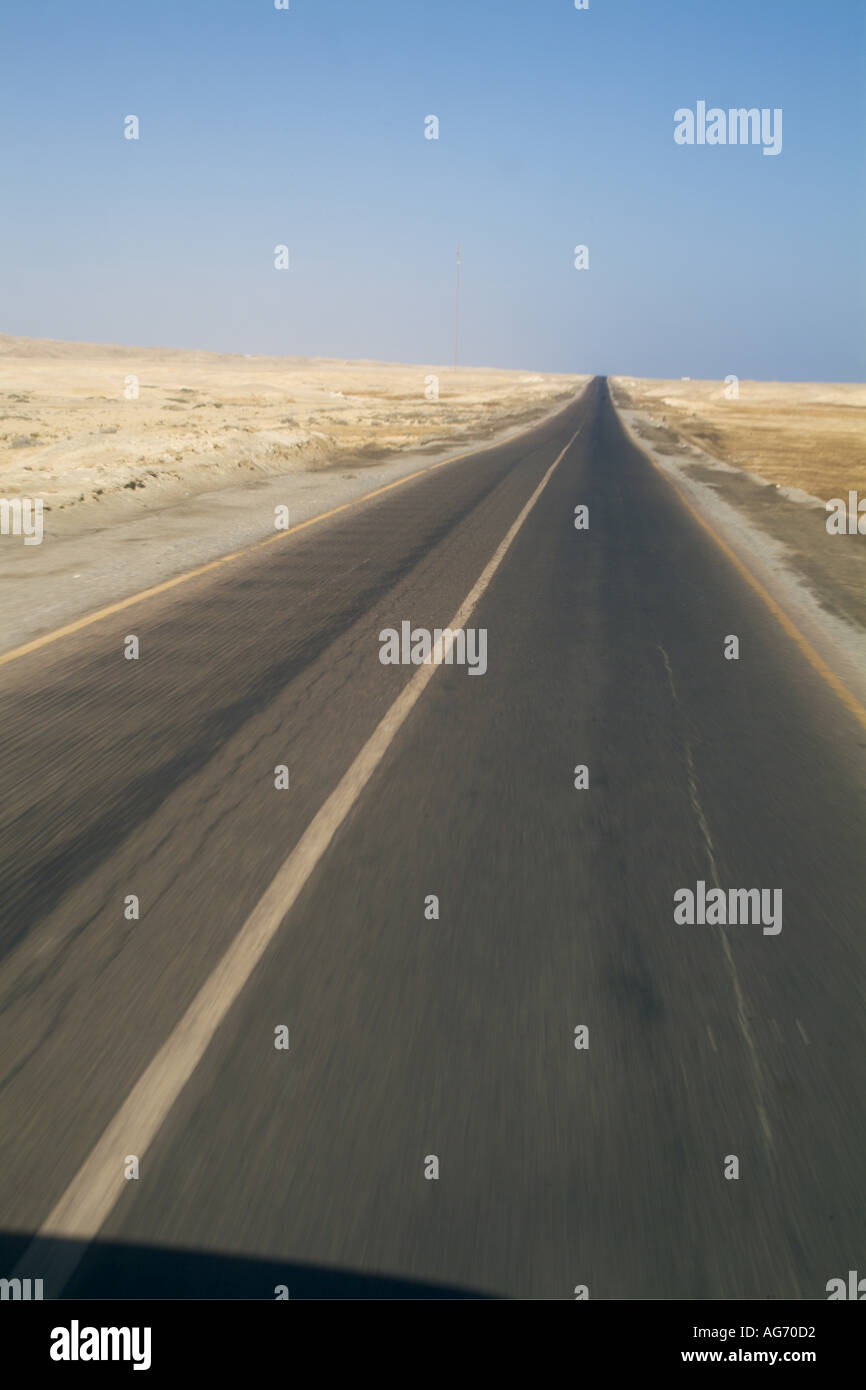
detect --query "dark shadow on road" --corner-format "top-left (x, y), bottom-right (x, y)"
top-left (0, 1230), bottom-right (493, 1299)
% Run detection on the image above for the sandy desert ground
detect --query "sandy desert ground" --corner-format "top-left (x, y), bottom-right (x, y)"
top-left (612, 376), bottom-right (866, 501)
top-left (611, 376), bottom-right (866, 643)
top-left (0, 334), bottom-right (585, 521)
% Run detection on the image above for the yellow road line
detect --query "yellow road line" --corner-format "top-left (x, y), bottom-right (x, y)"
top-left (616, 407), bottom-right (866, 733)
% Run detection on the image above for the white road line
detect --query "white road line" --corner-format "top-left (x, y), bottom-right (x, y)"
top-left (14, 419), bottom-right (585, 1297)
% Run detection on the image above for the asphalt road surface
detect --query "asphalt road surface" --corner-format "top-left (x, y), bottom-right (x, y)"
top-left (1, 378), bottom-right (864, 1299)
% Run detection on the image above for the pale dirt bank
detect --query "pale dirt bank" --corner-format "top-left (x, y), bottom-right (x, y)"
top-left (0, 336), bottom-right (587, 653)
top-left (612, 376), bottom-right (866, 501)
top-left (609, 377), bottom-right (866, 709)
top-left (0, 334), bottom-right (586, 528)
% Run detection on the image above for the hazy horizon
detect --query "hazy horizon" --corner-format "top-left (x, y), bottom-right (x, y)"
top-left (1, 0), bottom-right (864, 381)
top-left (1, 328), bottom-right (858, 387)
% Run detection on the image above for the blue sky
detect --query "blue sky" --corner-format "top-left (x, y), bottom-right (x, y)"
top-left (1, 0), bottom-right (863, 379)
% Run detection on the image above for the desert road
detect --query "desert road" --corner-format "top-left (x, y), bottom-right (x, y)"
top-left (1, 377), bottom-right (864, 1299)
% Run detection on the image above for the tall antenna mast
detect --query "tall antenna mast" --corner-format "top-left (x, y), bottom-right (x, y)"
top-left (454, 242), bottom-right (460, 371)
